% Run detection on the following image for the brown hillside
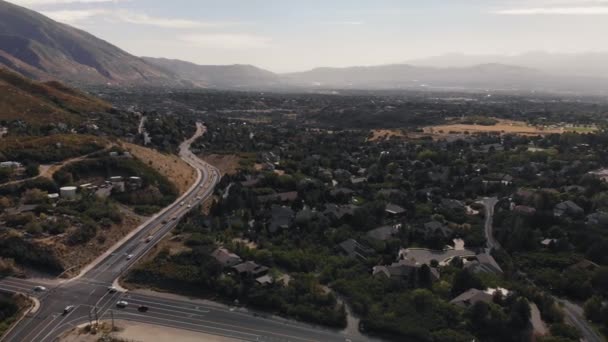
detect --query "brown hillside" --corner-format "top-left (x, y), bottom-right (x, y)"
top-left (0, 67), bottom-right (110, 124)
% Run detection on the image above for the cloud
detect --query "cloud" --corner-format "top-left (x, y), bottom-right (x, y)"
top-left (329, 21), bottom-right (364, 25)
top-left (41, 8), bottom-right (238, 29)
top-left (42, 9), bottom-right (108, 23)
top-left (179, 33), bottom-right (271, 49)
top-left (494, 6), bottom-right (608, 15)
top-left (115, 12), bottom-right (232, 29)
top-left (10, 0), bottom-right (126, 4)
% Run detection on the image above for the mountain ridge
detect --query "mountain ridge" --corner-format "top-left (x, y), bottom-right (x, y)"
top-left (0, 67), bottom-right (111, 124)
top-left (0, 0), bottom-right (178, 86)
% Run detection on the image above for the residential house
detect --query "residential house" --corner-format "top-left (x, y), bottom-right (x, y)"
top-left (464, 253), bottom-right (503, 274)
top-left (450, 289), bottom-right (494, 308)
top-left (385, 203), bottom-right (406, 216)
top-left (258, 191), bottom-right (299, 204)
top-left (372, 259), bottom-right (440, 282)
top-left (211, 247), bottom-right (242, 267)
top-left (268, 205), bottom-right (294, 233)
top-left (420, 221), bottom-right (453, 239)
top-left (324, 204), bottom-right (358, 221)
top-left (587, 212), bottom-right (608, 226)
top-left (366, 225), bottom-right (401, 241)
top-left (338, 239), bottom-right (374, 260)
top-left (232, 261), bottom-right (269, 278)
top-left (554, 200), bottom-right (584, 218)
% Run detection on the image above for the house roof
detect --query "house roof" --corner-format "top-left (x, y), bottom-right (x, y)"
top-left (385, 203), bottom-right (406, 215)
top-left (211, 247), bottom-right (242, 266)
top-left (466, 253), bottom-right (503, 274)
top-left (258, 191), bottom-right (299, 203)
top-left (268, 205), bottom-right (294, 233)
top-left (450, 289), bottom-right (493, 307)
top-left (366, 225), bottom-right (399, 241)
top-left (339, 239), bottom-right (374, 260)
top-left (233, 261), bottom-right (269, 276)
top-left (324, 204), bottom-right (358, 220)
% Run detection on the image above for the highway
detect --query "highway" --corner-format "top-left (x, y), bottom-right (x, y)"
top-left (0, 123), bottom-right (363, 342)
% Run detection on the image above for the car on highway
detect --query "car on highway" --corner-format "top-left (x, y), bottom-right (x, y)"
top-left (108, 286), bottom-right (117, 293)
top-left (116, 301), bottom-right (128, 308)
top-left (137, 305), bottom-right (149, 312)
top-left (179, 201), bottom-right (185, 206)
top-left (161, 219), bottom-right (168, 224)
top-left (145, 235), bottom-right (153, 243)
top-left (187, 204), bottom-right (192, 208)
top-left (33, 286), bottom-right (46, 292)
top-left (63, 305), bottom-right (75, 315)
top-left (126, 254), bottom-right (134, 260)
top-left (172, 216), bottom-right (177, 220)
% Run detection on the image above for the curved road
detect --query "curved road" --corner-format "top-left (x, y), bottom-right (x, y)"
top-left (0, 123), bottom-right (363, 342)
top-left (478, 197), bottom-right (603, 342)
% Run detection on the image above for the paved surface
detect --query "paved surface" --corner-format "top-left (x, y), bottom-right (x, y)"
top-left (0, 123), bottom-right (363, 342)
top-left (478, 197), bottom-right (500, 251)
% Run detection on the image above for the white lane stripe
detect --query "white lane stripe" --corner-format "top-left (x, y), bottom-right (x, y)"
top-left (0, 284), bottom-right (31, 294)
top-left (116, 304), bottom-right (321, 342)
top-left (124, 297), bottom-right (213, 313)
top-left (127, 293), bottom-right (348, 339)
top-left (118, 305), bottom-right (209, 322)
top-left (24, 312), bottom-right (61, 342)
top-left (38, 305), bottom-right (81, 342)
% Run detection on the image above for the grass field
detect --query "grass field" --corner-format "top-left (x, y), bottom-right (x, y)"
top-left (423, 119), bottom-right (598, 137)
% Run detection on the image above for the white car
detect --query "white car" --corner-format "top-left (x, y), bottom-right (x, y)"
top-left (116, 301), bottom-right (129, 308)
top-left (33, 286), bottom-right (47, 292)
top-left (126, 254), bottom-right (134, 260)
top-left (108, 286), bottom-right (117, 293)
top-left (63, 305), bottom-right (75, 315)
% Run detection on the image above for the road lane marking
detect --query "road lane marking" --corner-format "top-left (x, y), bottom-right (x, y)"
top-left (25, 309), bottom-right (65, 342)
top-left (116, 304), bottom-right (331, 342)
top-left (115, 311), bottom-right (260, 338)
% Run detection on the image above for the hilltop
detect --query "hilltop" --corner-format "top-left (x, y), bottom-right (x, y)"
top-left (0, 67), bottom-right (111, 124)
top-left (0, 0), bottom-right (177, 86)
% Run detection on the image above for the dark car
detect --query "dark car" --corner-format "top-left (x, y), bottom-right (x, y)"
top-left (138, 305), bottom-right (149, 312)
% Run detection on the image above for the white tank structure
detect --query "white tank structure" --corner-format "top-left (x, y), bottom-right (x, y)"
top-left (60, 186), bottom-right (77, 200)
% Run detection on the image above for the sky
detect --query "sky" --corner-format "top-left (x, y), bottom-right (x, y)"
top-left (6, 0), bottom-right (608, 72)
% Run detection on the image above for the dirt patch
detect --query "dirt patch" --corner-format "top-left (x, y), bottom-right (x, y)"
top-left (232, 238), bottom-right (257, 249)
top-left (120, 142), bottom-right (196, 195)
top-left (367, 129), bottom-right (407, 141)
top-left (43, 210), bottom-right (144, 277)
top-left (59, 320), bottom-right (238, 342)
top-left (201, 154), bottom-right (241, 176)
top-left (422, 119), bottom-right (597, 138)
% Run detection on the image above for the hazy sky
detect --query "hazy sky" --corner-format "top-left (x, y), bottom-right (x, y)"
top-left (7, 0), bottom-right (608, 72)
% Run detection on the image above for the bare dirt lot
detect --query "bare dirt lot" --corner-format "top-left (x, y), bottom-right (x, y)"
top-left (368, 129), bottom-right (407, 141)
top-left (59, 320), bottom-right (240, 342)
top-left (120, 142), bottom-right (196, 195)
top-left (423, 119), bottom-right (597, 137)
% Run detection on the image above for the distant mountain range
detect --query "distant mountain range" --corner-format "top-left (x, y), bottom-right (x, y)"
top-left (142, 57), bottom-right (281, 89)
top-left (0, 67), bottom-right (110, 124)
top-left (1, 0), bottom-right (608, 94)
top-left (406, 52), bottom-right (608, 78)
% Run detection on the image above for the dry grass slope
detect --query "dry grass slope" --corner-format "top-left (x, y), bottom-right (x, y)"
top-left (120, 142), bottom-right (197, 195)
top-left (0, 68), bottom-right (110, 124)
